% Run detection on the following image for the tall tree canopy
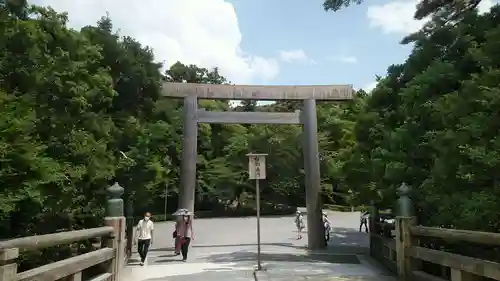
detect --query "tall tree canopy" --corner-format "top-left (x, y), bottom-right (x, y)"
top-left (2, 0), bottom-right (500, 260)
top-left (342, 5), bottom-right (500, 232)
top-left (0, 2), bottom-right (362, 246)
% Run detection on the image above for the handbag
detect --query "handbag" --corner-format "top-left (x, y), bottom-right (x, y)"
top-left (172, 230), bottom-right (177, 238)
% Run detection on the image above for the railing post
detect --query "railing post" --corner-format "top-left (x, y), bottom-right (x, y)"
top-left (369, 200), bottom-right (379, 257)
top-left (0, 248), bottom-right (18, 281)
top-left (395, 182), bottom-right (417, 281)
top-left (105, 182), bottom-right (126, 281)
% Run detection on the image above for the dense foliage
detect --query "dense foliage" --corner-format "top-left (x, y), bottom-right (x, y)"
top-left (343, 5), bottom-right (500, 232)
top-left (2, 0), bottom-right (500, 249)
top-left (0, 3), bottom-right (363, 241)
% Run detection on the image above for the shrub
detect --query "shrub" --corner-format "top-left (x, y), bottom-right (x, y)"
top-left (133, 204), bottom-right (296, 222)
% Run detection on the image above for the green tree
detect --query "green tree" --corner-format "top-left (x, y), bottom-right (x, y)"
top-left (323, 0), bottom-right (485, 21)
top-left (344, 6), bottom-right (500, 232)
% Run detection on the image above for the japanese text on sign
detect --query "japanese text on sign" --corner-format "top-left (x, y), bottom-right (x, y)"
top-left (248, 155), bottom-right (266, 180)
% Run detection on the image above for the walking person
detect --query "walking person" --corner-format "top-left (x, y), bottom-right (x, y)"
top-left (322, 212), bottom-right (331, 246)
top-left (359, 210), bottom-right (369, 233)
top-left (294, 210), bottom-right (305, 239)
top-left (134, 212), bottom-right (154, 266)
top-left (176, 211), bottom-right (194, 261)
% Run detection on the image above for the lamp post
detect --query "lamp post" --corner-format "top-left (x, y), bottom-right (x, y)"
top-left (246, 153), bottom-right (268, 271)
top-left (164, 183), bottom-right (168, 219)
top-left (163, 161), bottom-right (171, 220)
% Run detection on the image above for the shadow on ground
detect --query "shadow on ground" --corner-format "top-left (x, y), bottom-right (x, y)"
top-left (203, 251), bottom-right (361, 264)
top-left (329, 227), bottom-right (369, 246)
top-left (149, 247), bottom-right (175, 252)
top-left (147, 227), bottom-right (370, 267)
top-left (193, 242), bottom-right (306, 250)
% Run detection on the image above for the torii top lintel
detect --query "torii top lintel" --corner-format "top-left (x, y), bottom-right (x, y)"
top-left (162, 82), bottom-right (354, 101)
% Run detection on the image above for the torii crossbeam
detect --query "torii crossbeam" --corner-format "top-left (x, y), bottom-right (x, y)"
top-left (162, 82), bottom-right (354, 250)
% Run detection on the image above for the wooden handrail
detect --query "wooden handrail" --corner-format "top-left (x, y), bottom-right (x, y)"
top-left (88, 273), bottom-right (112, 281)
top-left (370, 233), bottom-right (396, 250)
top-left (411, 270), bottom-right (447, 281)
top-left (409, 246), bottom-right (500, 280)
top-left (410, 225), bottom-right (500, 246)
top-left (0, 226), bottom-right (114, 252)
top-left (369, 187), bottom-right (500, 281)
top-left (16, 248), bottom-right (115, 281)
top-left (0, 184), bottom-right (127, 281)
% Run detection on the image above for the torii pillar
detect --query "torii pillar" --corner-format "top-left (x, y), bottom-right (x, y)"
top-left (302, 98), bottom-right (324, 249)
top-left (178, 94), bottom-right (198, 213)
top-left (165, 82), bottom-right (353, 249)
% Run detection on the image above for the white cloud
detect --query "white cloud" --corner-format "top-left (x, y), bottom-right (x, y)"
top-left (478, 0), bottom-right (498, 13)
top-left (328, 55), bottom-right (358, 64)
top-left (367, 0), bottom-right (498, 35)
top-left (32, 0), bottom-right (279, 84)
top-left (367, 0), bottom-right (425, 34)
top-left (362, 81), bottom-right (378, 93)
top-left (278, 49), bottom-right (316, 64)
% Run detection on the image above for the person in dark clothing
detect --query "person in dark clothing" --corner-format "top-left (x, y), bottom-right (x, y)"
top-left (360, 211), bottom-right (369, 233)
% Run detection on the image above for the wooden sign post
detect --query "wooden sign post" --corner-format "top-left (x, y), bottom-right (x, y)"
top-left (246, 153), bottom-right (267, 271)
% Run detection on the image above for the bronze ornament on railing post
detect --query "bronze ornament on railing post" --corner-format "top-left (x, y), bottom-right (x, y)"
top-left (107, 182), bottom-right (125, 217)
top-left (105, 182), bottom-right (126, 281)
top-left (395, 182), bottom-right (418, 280)
top-left (397, 182), bottom-right (412, 217)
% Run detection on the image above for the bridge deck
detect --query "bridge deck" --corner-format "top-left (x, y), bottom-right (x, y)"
top-left (122, 211), bottom-right (395, 281)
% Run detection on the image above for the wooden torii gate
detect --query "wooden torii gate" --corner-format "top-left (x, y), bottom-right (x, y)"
top-left (162, 82), bottom-right (353, 249)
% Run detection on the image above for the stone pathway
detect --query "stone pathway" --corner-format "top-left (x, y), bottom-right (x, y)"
top-left (122, 211), bottom-right (395, 281)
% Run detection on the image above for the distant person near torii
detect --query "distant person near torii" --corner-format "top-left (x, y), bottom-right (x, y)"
top-left (323, 212), bottom-right (331, 246)
top-left (360, 210), bottom-right (369, 233)
top-left (294, 210), bottom-right (305, 240)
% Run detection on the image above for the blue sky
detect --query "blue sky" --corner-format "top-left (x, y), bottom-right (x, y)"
top-left (229, 0), bottom-right (412, 90)
top-left (33, 0), bottom-right (498, 93)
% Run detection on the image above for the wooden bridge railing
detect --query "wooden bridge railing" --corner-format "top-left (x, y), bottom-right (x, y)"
top-left (369, 184), bottom-right (500, 281)
top-left (0, 182), bottom-right (127, 281)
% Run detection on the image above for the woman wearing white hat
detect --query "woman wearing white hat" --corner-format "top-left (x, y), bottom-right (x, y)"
top-left (294, 210), bottom-right (305, 239)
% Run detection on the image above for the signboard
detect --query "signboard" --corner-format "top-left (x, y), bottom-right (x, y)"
top-left (248, 155), bottom-right (267, 180)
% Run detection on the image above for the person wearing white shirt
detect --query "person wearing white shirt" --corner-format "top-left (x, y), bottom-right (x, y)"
top-left (134, 212), bottom-right (154, 266)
